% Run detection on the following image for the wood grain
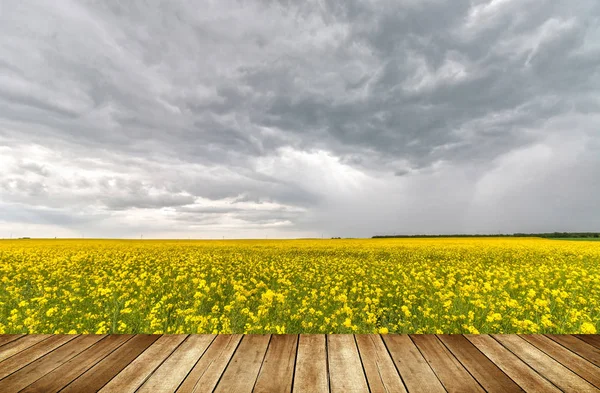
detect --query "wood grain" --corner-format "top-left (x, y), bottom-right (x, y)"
top-left (253, 334), bottom-right (298, 393)
top-left (293, 334), bottom-right (329, 393)
top-left (382, 334), bottom-right (446, 393)
top-left (437, 334), bottom-right (524, 393)
top-left (355, 334), bottom-right (407, 393)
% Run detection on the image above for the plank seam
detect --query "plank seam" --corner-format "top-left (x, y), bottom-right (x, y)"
top-left (379, 335), bottom-right (410, 393)
top-left (56, 335), bottom-right (151, 392)
top-left (131, 334), bottom-right (194, 393)
top-left (289, 334), bottom-right (300, 393)
top-left (172, 335), bottom-right (217, 393)
top-left (0, 335), bottom-right (55, 365)
top-left (210, 334), bottom-right (245, 391)
top-left (0, 334), bottom-right (80, 382)
top-left (438, 335), bottom-right (521, 392)
top-left (407, 335), bottom-right (449, 393)
top-left (519, 335), bottom-right (600, 389)
top-left (0, 335), bottom-right (25, 350)
top-left (545, 334), bottom-right (600, 366)
top-left (488, 335), bottom-right (564, 392)
top-left (96, 335), bottom-right (163, 392)
top-left (250, 334), bottom-right (273, 393)
top-left (352, 334), bottom-right (373, 393)
top-left (15, 335), bottom-right (107, 392)
top-left (433, 335), bottom-right (488, 393)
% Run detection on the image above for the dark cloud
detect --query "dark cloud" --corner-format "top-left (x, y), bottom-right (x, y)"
top-left (0, 0), bottom-right (599, 238)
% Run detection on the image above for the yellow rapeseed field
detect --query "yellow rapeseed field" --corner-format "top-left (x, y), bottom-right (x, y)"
top-left (0, 238), bottom-right (598, 334)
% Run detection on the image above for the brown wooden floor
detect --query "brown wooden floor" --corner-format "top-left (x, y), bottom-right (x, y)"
top-left (1, 334), bottom-right (599, 393)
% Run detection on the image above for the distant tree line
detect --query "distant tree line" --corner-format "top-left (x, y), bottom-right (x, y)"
top-left (372, 232), bottom-right (600, 239)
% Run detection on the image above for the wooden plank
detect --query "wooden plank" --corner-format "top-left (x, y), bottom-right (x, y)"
top-left (213, 334), bottom-right (270, 393)
top-left (0, 334), bottom-right (76, 380)
top-left (293, 334), bottom-right (329, 393)
top-left (327, 335), bottom-right (369, 393)
top-left (99, 334), bottom-right (189, 393)
top-left (466, 334), bottom-right (561, 393)
top-left (382, 334), bottom-right (446, 393)
top-left (138, 335), bottom-right (215, 393)
top-left (522, 334), bottom-right (600, 388)
top-left (176, 334), bottom-right (242, 393)
top-left (21, 334), bottom-right (133, 393)
top-left (355, 334), bottom-right (407, 393)
top-left (59, 334), bottom-right (160, 393)
top-left (0, 335), bottom-right (104, 392)
top-left (575, 335), bottom-right (600, 349)
top-left (0, 334), bottom-right (51, 363)
top-left (410, 335), bottom-right (485, 393)
top-left (493, 334), bottom-right (598, 392)
top-left (547, 334), bottom-right (600, 367)
top-left (253, 334), bottom-right (298, 393)
top-left (438, 334), bottom-right (524, 393)
top-left (0, 335), bottom-right (25, 348)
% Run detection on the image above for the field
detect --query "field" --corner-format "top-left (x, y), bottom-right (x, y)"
top-left (0, 238), bottom-right (598, 335)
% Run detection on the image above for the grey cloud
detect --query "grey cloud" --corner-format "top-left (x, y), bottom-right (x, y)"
top-left (0, 0), bottom-right (599, 237)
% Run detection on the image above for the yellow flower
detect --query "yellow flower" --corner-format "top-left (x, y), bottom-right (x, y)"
top-left (580, 322), bottom-right (597, 334)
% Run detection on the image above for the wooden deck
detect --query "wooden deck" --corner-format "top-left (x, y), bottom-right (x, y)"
top-left (0, 334), bottom-right (599, 393)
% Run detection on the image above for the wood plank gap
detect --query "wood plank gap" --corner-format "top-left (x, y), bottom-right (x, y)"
top-left (327, 334), bottom-right (369, 393)
top-left (410, 335), bottom-right (485, 393)
top-left (575, 335), bottom-right (600, 349)
top-left (293, 335), bottom-right (329, 393)
top-left (0, 335), bottom-right (25, 349)
top-left (0, 334), bottom-right (77, 380)
top-left (521, 334), bottom-right (600, 389)
top-left (355, 334), bottom-right (407, 393)
top-left (20, 334), bottom-right (134, 393)
top-left (0, 335), bottom-right (52, 364)
top-left (381, 334), bottom-right (446, 393)
top-left (492, 334), bottom-right (598, 392)
top-left (546, 334), bottom-right (600, 367)
top-left (253, 335), bottom-right (298, 393)
top-left (175, 334), bottom-right (243, 393)
top-left (0, 334), bottom-right (104, 392)
top-left (99, 334), bottom-right (189, 393)
top-left (213, 334), bottom-right (271, 393)
top-left (436, 335), bottom-right (523, 393)
top-left (137, 335), bottom-right (216, 393)
top-left (58, 334), bottom-right (161, 393)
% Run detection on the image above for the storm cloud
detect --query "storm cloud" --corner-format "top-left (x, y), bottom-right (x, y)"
top-left (1, 0), bottom-right (599, 238)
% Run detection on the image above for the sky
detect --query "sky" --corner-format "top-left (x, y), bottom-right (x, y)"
top-left (1, 0), bottom-right (599, 239)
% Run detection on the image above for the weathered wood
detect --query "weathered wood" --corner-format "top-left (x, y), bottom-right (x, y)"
top-left (0, 335), bottom-right (104, 392)
top-left (176, 334), bottom-right (242, 393)
top-left (575, 334), bottom-right (600, 349)
top-left (253, 334), bottom-right (298, 393)
top-left (355, 334), bottom-right (407, 393)
top-left (20, 335), bottom-right (133, 393)
top-left (0, 334), bottom-right (598, 393)
top-left (493, 334), bottom-right (598, 392)
top-left (382, 334), bottom-right (446, 393)
top-left (293, 334), bottom-right (329, 393)
top-left (522, 334), bottom-right (600, 388)
top-left (59, 334), bottom-right (160, 393)
top-left (0, 335), bottom-right (25, 349)
top-left (327, 335), bottom-right (369, 393)
top-left (437, 334), bottom-right (524, 393)
top-left (0, 334), bottom-right (76, 380)
top-left (410, 334), bottom-right (485, 393)
top-left (213, 334), bottom-right (270, 393)
top-left (0, 334), bottom-right (51, 363)
top-left (466, 334), bottom-right (561, 393)
top-left (99, 334), bottom-right (188, 393)
top-left (547, 334), bottom-right (600, 367)
top-left (138, 335), bottom-right (215, 392)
